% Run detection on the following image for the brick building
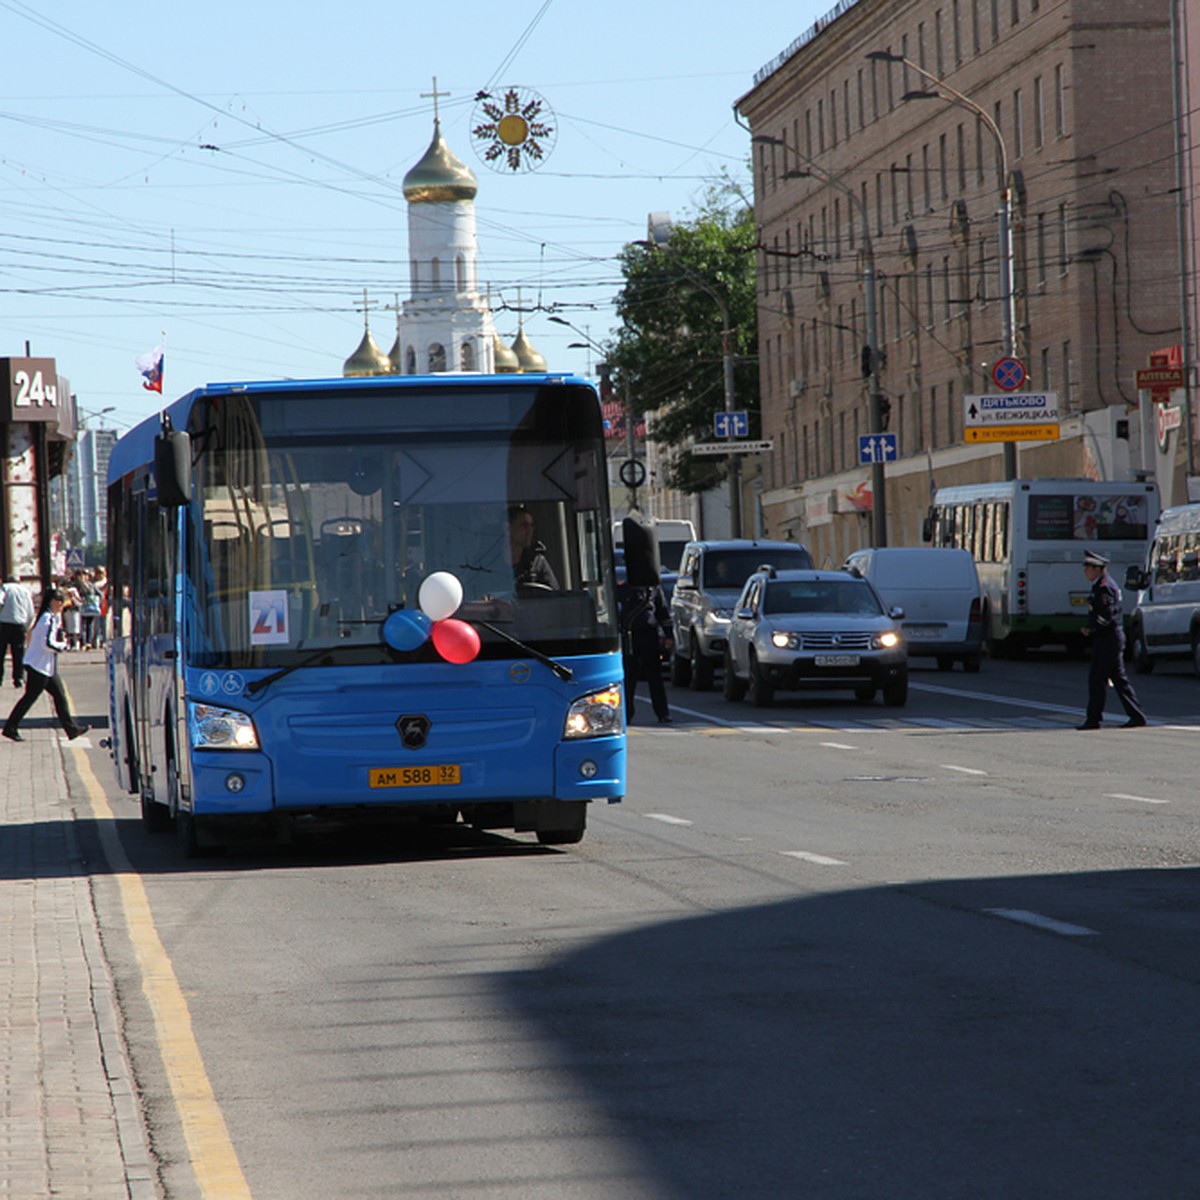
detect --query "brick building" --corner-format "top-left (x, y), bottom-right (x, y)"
top-left (737, 0), bottom-right (1187, 563)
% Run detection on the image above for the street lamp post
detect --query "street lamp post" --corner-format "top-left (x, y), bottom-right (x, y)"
top-left (754, 134), bottom-right (889, 546)
top-left (868, 50), bottom-right (1018, 481)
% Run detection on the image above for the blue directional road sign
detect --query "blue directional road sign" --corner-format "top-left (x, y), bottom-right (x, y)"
top-left (858, 433), bottom-right (898, 465)
top-left (714, 410), bottom-right (750, 438)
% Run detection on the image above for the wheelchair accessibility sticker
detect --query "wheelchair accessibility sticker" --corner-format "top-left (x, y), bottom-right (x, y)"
top-left (249, 589), bottom-right (289, 646)
top-left (199, 671), bottom-right (245, 697)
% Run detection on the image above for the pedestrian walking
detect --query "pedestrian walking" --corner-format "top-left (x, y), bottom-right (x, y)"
top-left (0, 573), bottom-right (36, 688)
top-left (3, 588), bottom-right (89, 743)
top-left (618, 580), bottom-right (673, 724)
top-left (1076, 550), bottom-right (1147, 730)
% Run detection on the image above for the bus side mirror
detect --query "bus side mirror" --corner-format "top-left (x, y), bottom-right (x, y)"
top-left (155, 429), bottom-right (193, 508)
top-left (1124, 565), bottom-right (1147, 590)
top-left (921, 514), bottom-right (934, 543)
top-left (622, 515), bottom-right (661, 587)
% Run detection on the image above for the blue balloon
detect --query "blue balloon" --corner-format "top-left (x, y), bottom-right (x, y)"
top-left (382, 608), bottom-right (432, 652)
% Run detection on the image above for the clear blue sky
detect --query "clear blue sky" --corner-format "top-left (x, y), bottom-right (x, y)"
top-left (0, 0), bottom-right (828, 432)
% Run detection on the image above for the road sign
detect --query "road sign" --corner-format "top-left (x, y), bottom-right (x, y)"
top-left (618, 458), bottom-right (646, 488)
top-left (858, 433), bottom-right (898, 465)
top-left (964, 425), bottom-right (1060, 443)
top-left (691, 439), bottom-right (773, 456)
top-left (992, 357), bottom-right (1027, 391)
top-left (964, 392), bottom-right (1059, 427)
top-left (65, 548), bottom-right (85, 569)
top-left (714, 411), bottom-right (750, 438)
top-left (1136, 366), bottom-right (1185, 391)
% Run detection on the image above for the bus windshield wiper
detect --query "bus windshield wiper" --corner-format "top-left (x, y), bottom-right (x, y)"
top-left (472, 620), bottom-right (574, 682)
top-left (245, 648), bottom-right (334, 697)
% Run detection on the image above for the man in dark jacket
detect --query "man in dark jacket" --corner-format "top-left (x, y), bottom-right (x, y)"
top-left (1077, 550), bottom-right (1146, 730)
top-left (618, 581), bottom-right (673, 724)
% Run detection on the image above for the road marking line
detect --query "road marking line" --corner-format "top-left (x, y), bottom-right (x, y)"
top-left (644, 812), bottom-right (693, 826)
top-left (911, 680), bottom-right (1083, 716)
top-left (1105, 792), bottom-right (1170, 805)
top-left (984, 908), bottom-right (1098, 937)
top-left (70, 747), bottom-right (253, 1200)
top-left (820, 741), bottom-right (857, 750)
top-left (941, 764), bottom-right (988, 776)
top-left (781, 850), bottom-right (847, 866)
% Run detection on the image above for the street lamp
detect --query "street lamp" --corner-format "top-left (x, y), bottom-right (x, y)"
top-left (754, 134), bottom-right (889, 546)
top-left (632, 235), bottom-right (743, 538)
top-left (868, 49), bottom-right (1019, 481)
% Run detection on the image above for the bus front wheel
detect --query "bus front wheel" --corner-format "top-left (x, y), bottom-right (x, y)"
top-left (536, 801), bottom-right (587, 845)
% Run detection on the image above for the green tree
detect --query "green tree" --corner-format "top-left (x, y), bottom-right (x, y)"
top-left (607, 184), bottom-right (758, 493)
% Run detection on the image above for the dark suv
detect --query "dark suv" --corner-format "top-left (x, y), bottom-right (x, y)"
top-left (669, 539), bottom-right (813, 689)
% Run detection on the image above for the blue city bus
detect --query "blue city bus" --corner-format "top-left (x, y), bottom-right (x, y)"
top-left (106, 374), bottom-right (629, 854)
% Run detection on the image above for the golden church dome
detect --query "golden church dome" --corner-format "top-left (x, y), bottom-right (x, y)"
top-left (403, 121), bottom-right (478, 203)
top-left (343, 326), bottom-right (393, 377)
top-left (492, 332), bottom-right (519, 373)
top-left (511, 326), bottom-right (547, 373)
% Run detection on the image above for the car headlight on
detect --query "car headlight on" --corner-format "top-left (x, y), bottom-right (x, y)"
top-left (564, 685), bottom-right (624, 739)
top-left (873, 631), bottom-right (901, 649)
top-left (771, 630), bottom-right (801, 650)
top-left (188, 702), bottom-right (260, 750)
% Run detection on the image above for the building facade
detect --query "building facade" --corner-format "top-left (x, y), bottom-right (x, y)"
top-left (738, 0), bottom-right (1187, 562)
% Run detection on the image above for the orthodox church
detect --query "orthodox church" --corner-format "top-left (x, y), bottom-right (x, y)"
top-left (342, 117), bottom-right (545, 377)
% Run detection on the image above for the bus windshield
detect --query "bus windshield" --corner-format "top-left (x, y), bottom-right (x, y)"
top-left (184, 384), bottom-right (617, 668)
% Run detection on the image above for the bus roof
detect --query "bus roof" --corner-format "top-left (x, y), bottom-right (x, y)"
top-left (107, 372), bottom-right (590, 487)
top-left (934, 478), bottom-right (1159, 503)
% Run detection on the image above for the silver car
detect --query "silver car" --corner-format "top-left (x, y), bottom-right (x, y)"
top-left (724, 568), bottom-right (908, 707)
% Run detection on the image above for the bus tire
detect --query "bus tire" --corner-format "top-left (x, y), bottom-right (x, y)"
top-left (536, 802), bottom-right (586, 845)
top-left (141, 789), bottom-right (171, 833)
top-left (1130, 623), bottom-right (1154, 674)
top-left (1191, 629), bottom-right (1200, 678)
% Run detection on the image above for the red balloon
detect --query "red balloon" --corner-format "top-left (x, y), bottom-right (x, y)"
top-left (431, 618), bottom-right (481, 664)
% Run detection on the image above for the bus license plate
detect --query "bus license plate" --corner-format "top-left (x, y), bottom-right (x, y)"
top-left (369, 764), bottom-right (461, 788)
top-left (815, 654), bottom-right (860, 667)
top-left (1070, 594), bottom-right (1090, 606)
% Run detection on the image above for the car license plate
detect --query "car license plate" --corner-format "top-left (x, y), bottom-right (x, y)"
top-left (814, 654), bottom-right (860, 667)
top-left (903, 624), bottom-right (943, 637)
top-left (369, 764), bottom-right (461, 788)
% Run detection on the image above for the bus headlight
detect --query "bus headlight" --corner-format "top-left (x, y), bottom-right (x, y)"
top-left (188, 702), bottom-right (260, 750)
top-left (564, 685), bottom-right (623, 739)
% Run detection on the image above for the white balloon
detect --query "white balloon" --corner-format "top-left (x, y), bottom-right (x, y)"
top-left (419, 572), bottom-right (463, 621)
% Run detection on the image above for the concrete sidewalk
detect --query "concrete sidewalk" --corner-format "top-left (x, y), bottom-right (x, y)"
top-left (1, 659), bottom-right (157, 1199)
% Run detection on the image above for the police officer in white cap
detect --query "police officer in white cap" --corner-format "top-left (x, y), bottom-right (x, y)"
top-left (1077, 550), bottom-right (1146, 730)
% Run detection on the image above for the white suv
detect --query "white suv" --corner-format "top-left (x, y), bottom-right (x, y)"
top-left (669, 539), bottom-right (813, 690)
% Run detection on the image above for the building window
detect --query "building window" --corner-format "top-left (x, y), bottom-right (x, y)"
top-left (948, 379), bottom-right (957, 442)
top-left (430, 257), bottom-right (441, 290)
top-left (990, 0), bottom-right (1000, 41)
top-left (428, 343), bottom-right (446, 372)
top-left (1041, 347), bottom-right (1051, 389)
top-left (1062, 341), bottom-right (1074, 409)
top-left (957, 123), bottom-right (967, 191)
top-left (972, 0), bottom-right (982, 52)
top-left (1033, 76), bottom-right (1044, 150)
top-left (857, 68), bottom-right (865, 130)
top-left (1036, 213), bottom-right (1047, 287)
top-left (942, 256), bottom-right (951, 322)
top-left (406, 346), bottom-right (416, 374)
top-left (922, 145), bottom-right (931, 213)
top-left (931, 384), bottom-right (939, 448)
top-left (456, 254), bottom-right (467, 291)
top-left (939, 132), bottom-right (949, 198)
top-left (925, 265), bottom-right (935, 329)
top-left (1058, 202), bottom-right (1070, 273)
top-left (1013, 89), bottom-right (1023, 159)
top-left (818, 99), bottom-right (825, 152)
top-left (460, 340), bottom-right (475, 371)
top-left (952, 0), bottom-right (963, 65)
top-left (1055, 63), bottom-right (1067, 136)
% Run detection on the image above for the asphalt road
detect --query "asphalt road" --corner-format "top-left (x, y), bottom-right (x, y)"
top-left (62, 650), bottom-right (1200, 1199)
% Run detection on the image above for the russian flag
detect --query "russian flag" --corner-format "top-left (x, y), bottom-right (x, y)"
top-left (135, 345), bottom-right (164, 393)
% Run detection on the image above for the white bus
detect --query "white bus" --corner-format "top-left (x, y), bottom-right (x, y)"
top-left (1125, 502), bottom-right (1200, 674)
top-left (925, 478), bottom-right (1159, 654)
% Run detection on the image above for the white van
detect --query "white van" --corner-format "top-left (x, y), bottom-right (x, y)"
top-left (843, 546), bottom-right (985, 671)
top-left (612, 518), bottom-right (696, 575)
top-left (1126, 502), bottom-right (1200, 674)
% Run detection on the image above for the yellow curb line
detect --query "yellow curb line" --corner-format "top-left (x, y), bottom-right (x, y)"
top-left (70, 745), bottom-right (253, 1199)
